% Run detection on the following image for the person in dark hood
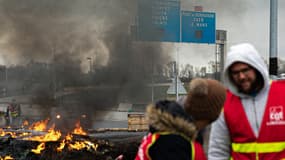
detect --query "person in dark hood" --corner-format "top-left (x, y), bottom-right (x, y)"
top-left (135, 78), bottom-right (226, 160)
top-left (208, 43), bottom-right (285, 160)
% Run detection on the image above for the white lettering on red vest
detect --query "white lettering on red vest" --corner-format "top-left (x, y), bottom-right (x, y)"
top-left (267, 106), bottom-right (285, 125)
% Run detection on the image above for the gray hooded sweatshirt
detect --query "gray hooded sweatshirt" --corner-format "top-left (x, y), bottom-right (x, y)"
top-left (208, 43), bottom-right (270, 160)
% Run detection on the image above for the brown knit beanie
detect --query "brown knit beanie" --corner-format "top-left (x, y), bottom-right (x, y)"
top-left (184, 78), bottom-right (226, 122)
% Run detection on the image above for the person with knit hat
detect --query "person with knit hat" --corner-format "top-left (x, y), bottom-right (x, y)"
top-left (208, 43), bottom-right (285, 160)
top-left (184, 78), bottom-right (227, 129)
top-left (135, 78), bottom-right (226, 160)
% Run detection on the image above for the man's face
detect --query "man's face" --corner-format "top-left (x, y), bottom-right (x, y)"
top-left (229, 62), bottom-right (256, 94)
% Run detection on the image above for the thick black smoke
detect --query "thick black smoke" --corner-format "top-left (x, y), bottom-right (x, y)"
top-left (0, 0), bottom-right (172, 129)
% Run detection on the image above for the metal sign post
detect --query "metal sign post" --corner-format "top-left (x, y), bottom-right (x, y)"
top-left (136, 1), bottom-right (217, 100)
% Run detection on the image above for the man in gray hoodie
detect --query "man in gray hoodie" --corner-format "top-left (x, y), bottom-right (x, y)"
top-left (208, 43), bottom-right (285, 159)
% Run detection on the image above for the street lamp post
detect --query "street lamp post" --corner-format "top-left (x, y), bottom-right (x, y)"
top-left (269, 0), bottom-right (278, 76)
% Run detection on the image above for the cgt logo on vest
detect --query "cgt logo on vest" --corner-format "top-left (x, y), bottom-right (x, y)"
top-left (267, 106), bottom-right (285, 126)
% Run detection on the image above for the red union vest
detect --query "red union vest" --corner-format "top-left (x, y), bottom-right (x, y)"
top-left (224, 80), bottom-right (285, 160)
top-left (135, 132), bottom-right (206, 160)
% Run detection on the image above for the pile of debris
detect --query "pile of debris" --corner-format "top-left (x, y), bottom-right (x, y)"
top-left (0, 120), bottom-right (144, 160)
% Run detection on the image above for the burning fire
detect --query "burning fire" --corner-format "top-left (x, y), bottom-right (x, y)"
top-left (28, 119), bottom-right (49, 131)
top-left (72, 121), bottom-right (87, 135)
top-left (31, 142), bottom-right (45, 154)
top-left (56, 133), bottom-right (98, 152)
top-left (68, 140), bottom-right (98, 151)
top-left (1, 119), bottom-right (98, 155)
top-left (0, 128), bottom-right (17, 138)
top-left (25, 125), bottom-right (61, 142)
top-left (21, 120), bottom-right (29, 128)
top-left (0, 156), bottom-right (14, 160)
top-left (0, 128), bottom-right (5, 136)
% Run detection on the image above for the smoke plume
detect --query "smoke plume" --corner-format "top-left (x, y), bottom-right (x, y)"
top-left (0, 0), bottom-right (172, 129)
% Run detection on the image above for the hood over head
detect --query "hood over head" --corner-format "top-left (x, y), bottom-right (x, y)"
top-left (223, 43), bottom-right (270, 97)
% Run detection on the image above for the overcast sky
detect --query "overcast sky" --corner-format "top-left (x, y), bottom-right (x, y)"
top-left (0, 0), bottom-right (284, 71)
top-left (176, 0), bottom-right (285, 68)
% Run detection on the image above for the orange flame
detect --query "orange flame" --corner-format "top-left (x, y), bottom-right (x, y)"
top-left (29, 119), bottom-right (49, 131)
top-left (17, 132), bottom-right (31, 138)
top-left (1, 118), bottom-right (99, 155)
top-left (0, 155), bottom-right (14, 160)
top-left (25, 125), bottom-right (61, 142)
top-left (65, 134), bottom-right (73, 141)
top-left (68, 140), bottom-right (98, 151)
top-left (56, 134), bottom-right (98, 152)
top-left (31, 142), bottom-right (45, 154)
top-left (56, 139), bottom-right (66, 152)
top-left (0, 129), bottom-right (4, 136)
top-left (22, 120), bottom-right (29, 126)
top-left (0, 128), bottom-right (31, 138)
top-left (0, 129), bottom-right (17, 138)
top-left (56, 134), bottom-right (72, 152)
top-left (72, 121), bottom-right (87, 135)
